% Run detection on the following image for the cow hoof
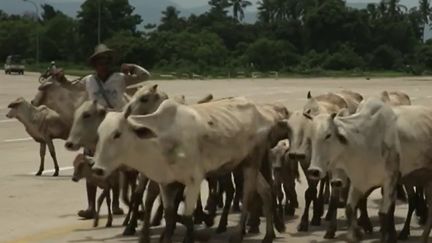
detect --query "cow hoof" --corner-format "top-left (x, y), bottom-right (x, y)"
top-left (35, 171), bottom-right (42, 176)
top-left (398, 230), bottom-right (409, 240)
top-left (139, 233), bottom-right (150, 243)
top-left (310, 217), bottom-right (321, 226)
top-left (53, 171), bottom-right (59, 177)
top-left (77, 209), bottom-right (96, 219)
top-left (347, 227), bottom-right (363, 242)
top-left (216, 224), bottom-right (227, 233)
top-left (275, 218), bottom-right (286, 233)
top-left (249, 225), bottom-right (260, 234)
top-left (151, 220), bottom-right (161, 227)
top-left (204, 215), bottom-right (215, 228)
top-left (106, 221), bottom-right (112, 227)
top-left (359, 218), bottom-right (373, 233)
top-left (113, 207), bottom-right (124, 215)
top-left (285, 206), bottom-right (295, 216)
top-left (262, 232), bottom-right (275, 243)
top-left (122, 225), bottom-right (136, 236)
top-left (297, 222), bottom-right (308, 232)
top-left (324, 230), bottom-right (335, 239)
top-left (233, 204), bottom-right (241, 212)
top-left (229, 233), bottom-right (243, 243)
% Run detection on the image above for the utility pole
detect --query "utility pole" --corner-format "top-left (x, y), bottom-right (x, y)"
top-left (23, 0), bottom-right (39, 65)
top-left (98, 0), bottom-right (101, 44)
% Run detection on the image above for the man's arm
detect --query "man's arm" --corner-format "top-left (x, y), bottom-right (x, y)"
top-left (121, 64), bottom-right (151, 87)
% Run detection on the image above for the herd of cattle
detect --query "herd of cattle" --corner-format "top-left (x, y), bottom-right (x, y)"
top-left (5, 73), bottom-right (432, 243)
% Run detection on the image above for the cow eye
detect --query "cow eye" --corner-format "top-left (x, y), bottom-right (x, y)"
top-left (140, 96), bottom-right (148, 103)
top-left (325, 134), bottom-right (331, 140)
top-left (83, 112), bottom-right (91, 119)
top-left (113, 131), bottom-right (121, 139)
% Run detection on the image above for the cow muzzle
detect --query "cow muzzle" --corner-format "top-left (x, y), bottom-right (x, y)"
top-left (330, 179), bottom-right (343, 188)
top-left (307, 167), bottom-right (323, 181)
top-left (92, 167), bottom-right (105, 177)
top-left (287, 152), bottom-right (306, 161)
top-left (65, 141), bottom-right (80, 151)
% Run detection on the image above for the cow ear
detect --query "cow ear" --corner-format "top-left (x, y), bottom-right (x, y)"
top-left (307, 91), bottom-right (312, 99)
top-left (337, 108), bottom-right (349, 117)
top-left (330, 113), bottom-right (337, 120)
top-left (8, 99), bottom-right (22, 108)
top-left (132, 126), bottom-right (157, 139)
top-left (303, 111), bottom-right (312, 120)
top-left (335, 127), bottom-right (348, 145)
top-left (150, 84), bottom-right (158, 93)
top-left (381, 91), bottom-right (390, 103)
top-left (124, 105), bottom-right (132, 119)
top-left (98, 107), bottom-right (107, 117)
top-left (38, 81), bottom-right (53, 91)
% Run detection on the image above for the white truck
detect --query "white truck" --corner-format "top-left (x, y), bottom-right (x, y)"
top-left (4, 55), bottom-right (25, 75)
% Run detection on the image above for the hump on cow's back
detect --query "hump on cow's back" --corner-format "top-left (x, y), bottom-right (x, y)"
top-left (315, 92), bottom-right (347, 107)
top-left (358, 97), bottom-right (387, 116)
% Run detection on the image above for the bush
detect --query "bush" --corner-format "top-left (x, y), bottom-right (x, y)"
top-left (370, 45), bottom-right (403, 70)
top-left (322, 45), bottom-right (364, 70)
top-left (244, 38), bottom-right (299, 71)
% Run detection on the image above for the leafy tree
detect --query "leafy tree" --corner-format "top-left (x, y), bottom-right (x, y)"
top-left (41, 4), bottom-right (64, 22)
top-left (77, 0), bottom-right (142, 54)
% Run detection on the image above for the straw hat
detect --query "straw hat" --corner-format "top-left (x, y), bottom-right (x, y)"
top-left (88, 44), bottom-right (114, 65)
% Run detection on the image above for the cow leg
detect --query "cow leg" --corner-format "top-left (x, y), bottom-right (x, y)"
top-left (36, 142), bottom-right (46, 176)
top-left (216, 174), bottom-right (234, 233)
top-left (205, 178), bottom-right (218, 213)
top-left (399, 185), bottom-right (416, 240)
top-left (151, 199), bottom-right (164, 226)
top-left (323, 177), bottom-right (330, 204)
top-left (358, 196), bottom-right (373, 234)
top-left (230, 166), bottom-right (256, 243)
top-left (311, 177), bottom-right (326, 226)
top-left (158, 183), bottom-right (180, 243)
top-left (123, 176), bottom-right (147, 235)
top-left (298, 173), bottom-right (317, 232)
top-left (324, 185), bottom-right (340, 239)
top-left (106, 189), bottom-right (113, 227)
top-left (94, 189), bottom-right (108, 227)
top-left (346, 186), bottom-right (364, 242)
top-left (283, 174), bottom-right (298, 216)
top-left (182, 181), bottom-right (202, 243)
top-left (139, 181), bottom-right (160, 243)
top-left (421, 182), bottom-right (432, 243)
top-left (273, 169), bottom-right (284, 220)
top-left (416, 186), bottom-right (428, 225)
top-left (379, 173), bottom-right (398, 243)
top-left (233, 169), bottom-right (243, 212)
top-left (46, 139), bottom-right (59, 176)
top-left (111, 173), bottom-right (124, 215)
top-left (257, 172), bottom-right (277, 243)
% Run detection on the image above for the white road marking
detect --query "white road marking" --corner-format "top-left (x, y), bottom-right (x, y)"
top-left (29, 166), bottom-right (74, 175)
top-left (3, 137), bottom-right (33, 143)
top-left (0, 119), bottom-right (16, 123)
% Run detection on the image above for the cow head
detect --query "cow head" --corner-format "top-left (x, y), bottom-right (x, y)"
top-left (307, 112), bottom-right (348, 181)
top-left (124, 84), bottom-right (169, 116)
top-left (31, 76), bottom-right (86, 122)
top-left (303, 91), bottom-right (321, 116)
top-left (286, 111), bottom-right (312, 162)
top-left (92, 99), bottom-right (178, 177)
top-left (71, 154), bottom-right (92, 182)
top-left (6, 97), bottom-right (26, 118)
top-left (65, 100), bottom-right (107, 151)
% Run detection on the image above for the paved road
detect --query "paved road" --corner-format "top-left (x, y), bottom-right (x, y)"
top-left (1, 72), bottom-right (431, 243)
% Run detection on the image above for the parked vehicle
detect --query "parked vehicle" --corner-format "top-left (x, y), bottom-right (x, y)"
top-left (4, 55), bottom-right (25, 75)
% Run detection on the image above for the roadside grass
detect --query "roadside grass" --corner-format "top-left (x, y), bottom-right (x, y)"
top-left (21, 62), bottom-right (417, 80)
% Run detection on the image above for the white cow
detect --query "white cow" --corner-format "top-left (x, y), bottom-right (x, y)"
top-left (307, 98), bottom-right (401, 243)
top-left (93, 97), bottom-right (287, 243)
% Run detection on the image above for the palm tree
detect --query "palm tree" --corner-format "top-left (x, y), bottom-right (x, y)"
top-left (419, 0), bottom-right (431, 24)
top-left (230, 0), bottom-right (252, 21)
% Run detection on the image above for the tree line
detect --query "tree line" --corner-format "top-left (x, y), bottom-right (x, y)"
top-left (2, 0), bottom-right (432, 75)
